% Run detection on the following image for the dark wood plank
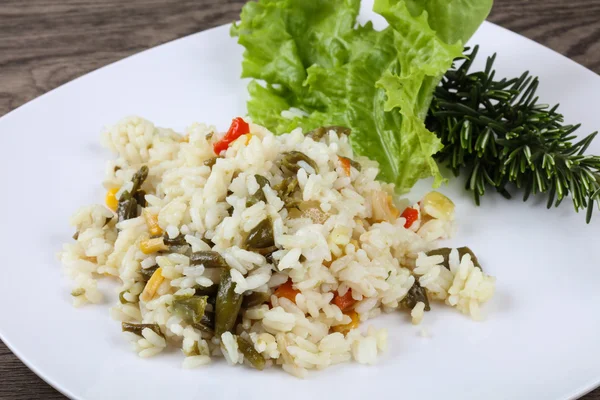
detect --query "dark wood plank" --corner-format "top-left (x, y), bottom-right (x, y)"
top-left (0, 0), bottom-right (246, 116)
top-left (0, 1), bottom-right (598, 399)
top-left (488, 0), bottom-right (600, 74)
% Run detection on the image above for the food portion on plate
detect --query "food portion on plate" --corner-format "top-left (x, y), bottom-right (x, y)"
top-left (58, 0), bottom-right (600, 380)
top-left (59, 116), bottom-right (495, 376)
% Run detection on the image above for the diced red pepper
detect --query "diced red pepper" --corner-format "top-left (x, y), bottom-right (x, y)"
top-left (333, 289), bottom-right (356, 311)
top-left (401, 206), bottom-right (419, 229)
top-left (213, 117), bottom-right (250, 154)
top-left (274, 279), bottom-right (300, 303)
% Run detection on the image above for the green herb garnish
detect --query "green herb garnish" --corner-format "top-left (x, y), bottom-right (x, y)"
top-left (428, 46), bottom-right (600, 222)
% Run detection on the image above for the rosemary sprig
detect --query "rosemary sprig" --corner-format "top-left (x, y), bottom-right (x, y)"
top-left (427, 46), bottom-right (600, 223)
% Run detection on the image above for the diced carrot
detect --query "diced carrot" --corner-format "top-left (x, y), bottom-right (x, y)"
top-left (338, 156), bottom-right (352, 176)
top-left (331, 311), bottom-right (360, 334)
top-left (274, 279), bottom-right (300, 303)
top-left (401, 207), bottom-right (419, 229)
top-left (333, 289), bottom-right (356, 311)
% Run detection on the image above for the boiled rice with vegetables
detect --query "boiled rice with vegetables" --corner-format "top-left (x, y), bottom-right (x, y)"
top-left (59, 116), bottom-right (495, 377)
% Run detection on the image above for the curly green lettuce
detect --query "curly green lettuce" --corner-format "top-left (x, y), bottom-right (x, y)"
top-left (231, 0), bottom-right (491, 192)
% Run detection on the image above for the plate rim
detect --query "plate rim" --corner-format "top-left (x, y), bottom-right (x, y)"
top-left (1, 19), bottom-right (599, 400)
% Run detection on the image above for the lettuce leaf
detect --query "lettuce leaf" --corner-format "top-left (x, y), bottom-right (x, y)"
top-left (403, 0), bottom-right (493, 44)
top-left (231, 0), bottom-right (488, 192)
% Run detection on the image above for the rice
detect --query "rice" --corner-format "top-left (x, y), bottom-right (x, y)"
top-left (351, 336), bottom-right (378, 365)
top-left (414, 249), bottom-right (496, 319)
top-left (58, 116), bottom-right (496, 376)
top-left (220, 332), bottom-right (241, 365)
top-left (182, 355), bottom-right (212, 369)
top-left (411, 302), bottom-right (426, 325)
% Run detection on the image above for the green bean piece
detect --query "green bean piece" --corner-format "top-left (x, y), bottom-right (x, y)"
top-left (458, 247), bottom-right (481, 270)
top-left (426, 246), bottom-right (481, 271)
top-left (348, 158), bottom-right (362, 172)
top-left (71, 288), bottom-right (85, 297)
top-left (183, 341), bottom-right (201, 357)
top-left (245, 218), bottom-right (275, 249)
top-left (254, 174), bottom-right (270, 188)
top-left (281, 151), bottom-right (319, 174)
top-left (275, 176), bottom-right (297, 198)
top-left (195, 285), bottom-right (219, 297)
top-left (275, 176), bottom-right (300, 209)
top-left (308, 126), bottom-right (329, 140)
top-left (140, 265), bottom-right (159, 282)
top-left (215, 268), bottom-right (244, 337)
top-left (119, 291), bottom-right (129, 304)
top-left (265, 251), bottom-right (278, 268)
top-left (171, 295), bottom-right (208, 324)
top-left (133, 190), bottom-right (147, 207)
top-left (306, 126), bottom-right (351, 141)
top-left (121, 322), bottom-right (163, 338)
top-left (242, 291), bottom-right (271, 308)
top-left (247, 174), bottom-right (270, 207)
top-left (204, 157), bottom-right (218, 168)
top-left (237, 336), bottom-right (266, 370)
top-left (120, 189), bottom-right (132, 201)
top-left (306, 126), bottom-right (327, 140)
top-left (192, 310), bottom-right (215, 334)
top-left (163, 234), bottom-right (187, 246)
top-left (207, 295), bottom-right (216, 308)
top-left (425, 248), bottom-right (451, 266)
top-left (249, 245), bottom-right (278, 256)
top-left (130, 165), bottom-right (149, 194)
top-left (190, 251), bottom-right (228, 268)
top-left (246, 196), bottom-right (264, 207)
top-left (401, 281), bottom-right (430, 311)
top-left (117, 191), bottom-right (138, 222)
top-left (118, 198), bottom-right (137, 221)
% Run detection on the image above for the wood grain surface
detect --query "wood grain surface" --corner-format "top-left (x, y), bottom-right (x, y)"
top-left (0, 1), bottom-right (599, 398)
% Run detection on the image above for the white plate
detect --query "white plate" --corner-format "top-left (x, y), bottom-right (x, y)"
top-left (1, 4), bottom-right (600, 400)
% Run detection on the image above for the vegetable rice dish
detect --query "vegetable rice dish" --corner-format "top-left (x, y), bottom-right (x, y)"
top-left (59, 117), bottom-right (495, 377)
top-left (54, 0), bottom-right (600, 382)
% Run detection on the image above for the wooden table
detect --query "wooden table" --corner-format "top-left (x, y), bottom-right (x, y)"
top-left (0, 0), bottom-right (598, 398)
